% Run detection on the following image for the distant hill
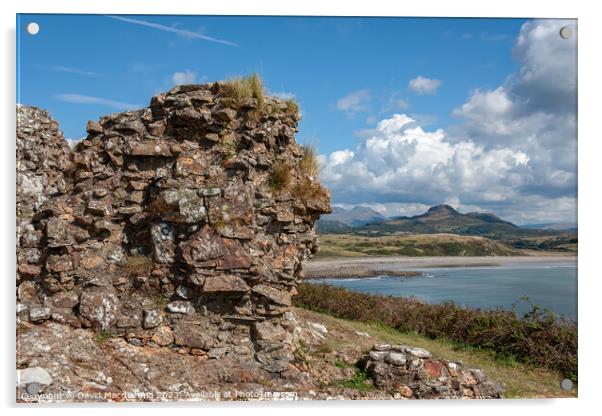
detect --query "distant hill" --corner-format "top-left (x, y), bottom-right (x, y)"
top-left (521, 223), bottom-right (577, 233)
top-left (315, 233), bottom-right (522, 258)
top-left (316, 219), bottom-right (353, 234)
top-left (319, 204), bottom-right (569, 240)
top-left (318, 206), bottom-right (386, 227)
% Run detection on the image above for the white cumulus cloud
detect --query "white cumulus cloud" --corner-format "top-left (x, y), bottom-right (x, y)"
top-left (319, 113), bottom-right (530, 211)
top-left (54, 94), bottom-right (140, 110)
top-left (336, 89), bottom-right (372, 115)
top-left (171, 70), bottom-right (198, 85)
top-left (408, 76), bottom-right (442, 95)
top-left (320, 19), bottom-right (577, 225)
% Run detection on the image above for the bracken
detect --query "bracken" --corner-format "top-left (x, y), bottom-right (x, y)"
top-left (294, 283), bottom-right (577, 382)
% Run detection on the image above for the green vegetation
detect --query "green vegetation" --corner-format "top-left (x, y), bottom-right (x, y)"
top-left (504, 235), bottom-right (578, 253)
top-left (152, 294), bottom-right (168, 308)
top-left (296, 308), bottom-right (575, 398)
top-left (319, 204), bottom-right (577, 248)
top-left (329, 369), bottom-right (374, 391)
top-left (94, 330), bottom-right (114, 345)
top-left (294, 283), bottom-right (577, 382)
top-left (315, 339), bottom-right (336, 354)
top-left (220, 133), bottom-right (238, 160)
top-left (334, 357), bottom-right (354, 368)
top-left (315, 233), bottom-right (521, 259)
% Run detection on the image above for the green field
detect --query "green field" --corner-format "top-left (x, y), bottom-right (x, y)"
top-left (316, 233), bottom-right (522, 259)
top-left (296, 308), bottom-right (576, 398)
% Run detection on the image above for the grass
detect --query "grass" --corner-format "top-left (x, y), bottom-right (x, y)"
top-left (268, 161), bottom-right (291, 192)
top-left (329, 369), bottom-right (374, 391)
top-left (123, 254), bottom-right (153, 277)
top-left (291, 179), bottom-right (328, 201)
top-left (294, 283), bottom-right (577, 382)
top-left (94, 330), bottom-right (114, 345)
top-left (334, 357), bottom-right (355, 368)
top-left (221, 133), bottom-right (238, 160)
top-left (283, 98), bottom-right (300, 117)
top-left (152, 294), bottom-right (168, 308)
top-left (315, 340), bottom-right (336, 354)
top-left (296, 307), bottom-right (576, 398)
top-left (222, 73), bottom-right (301, 121)
top-left (291, 146), bottom-right (328, 201)
top-left (266, 145), bottom-right (328, 203)
top-left (222, 73), bottom-right (265, 112)
top-left (298, 146), bottom-right (319, 178)
top-left (315, 233), bottom-right (521, 259)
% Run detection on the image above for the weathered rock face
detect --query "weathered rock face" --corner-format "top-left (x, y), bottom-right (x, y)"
top-left (17, 105), bottom-right (74, 282)
top-left (16, 82), bottom-right (331, 374)
top-left (360, 345), bottom-right (504, 399)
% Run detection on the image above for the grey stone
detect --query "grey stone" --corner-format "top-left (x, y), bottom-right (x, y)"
top-left (143, 309), bottom-right (162, 329)
top-left (202, 275), bottom-right (250, 293)
top-left (373, 344), bottom-right (391, 351)
top-left (406, 347), bottom-right (432, 358)
top-left (166, 301), bottom-right (195, 315)
top-left (253, 321), bottom-right (287, 341)
top-left (17, 367), bottom-right (53, 386)
top-left (251, 284), bottom-right (291, 306)
top-left (369, 351), bottom-right (388, 361)
top-left (385, 352), bottom-right (407, 366)
top-left (29, 307), bottom-right (51, 323)
top-left (79, 289), bottom-right (119, 330)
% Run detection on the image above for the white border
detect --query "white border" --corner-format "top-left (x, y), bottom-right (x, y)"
top-left (2, 1), bottom-right (601, 415)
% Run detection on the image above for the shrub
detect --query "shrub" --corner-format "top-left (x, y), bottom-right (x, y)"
top-left (294, 283), bottom-right (578, 382)
top-left (268, 161), bottom-right (291, 192)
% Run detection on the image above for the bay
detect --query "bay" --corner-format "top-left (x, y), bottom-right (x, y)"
top-left (308, 262), bottom-right (577, 321)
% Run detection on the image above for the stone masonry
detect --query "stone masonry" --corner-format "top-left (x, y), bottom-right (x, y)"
top-left (16, 81), bottom-right (331, 375)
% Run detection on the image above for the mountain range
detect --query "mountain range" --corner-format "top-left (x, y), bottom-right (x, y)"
top-left (317, 204), bottom-right (576, 239)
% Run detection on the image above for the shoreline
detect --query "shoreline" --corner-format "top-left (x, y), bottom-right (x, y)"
top-left (304, 255), bottom-right (577, 279)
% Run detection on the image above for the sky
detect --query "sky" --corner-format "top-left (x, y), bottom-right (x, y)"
top-left (16, 15), bottom-right (577, 225)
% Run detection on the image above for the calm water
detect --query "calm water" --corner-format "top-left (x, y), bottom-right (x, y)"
top-left (308, 262), bottom-right (577, 321)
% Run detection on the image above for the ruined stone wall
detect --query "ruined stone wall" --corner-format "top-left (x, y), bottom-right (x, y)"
top-left (16, 82), bottom-right (331, 373)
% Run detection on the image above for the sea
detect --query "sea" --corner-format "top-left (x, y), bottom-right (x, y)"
top-left (308, 261), bottom-right (578, 321)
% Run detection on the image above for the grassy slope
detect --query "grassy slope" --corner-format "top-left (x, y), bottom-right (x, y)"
top-left (316, 233), bottom-right (522, 259)
top-left (297, 307), bottom-right (577, 398)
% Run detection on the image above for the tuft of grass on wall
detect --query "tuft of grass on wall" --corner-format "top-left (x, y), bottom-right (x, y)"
top-left (222, 73), bottom-right (266, 113)
top-left (283, 98), bottom-right (300, 118)
top-left (123, 254), bottom-right (153, 277)
top-left (268, 161), bottom-right (291, 192)
top-left (299, 146), bottom-right (319, 178)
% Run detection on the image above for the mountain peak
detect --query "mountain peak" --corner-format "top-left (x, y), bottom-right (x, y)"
top-left (426, 204), bottom-right (459, 215)
top-left (320, 205), bottom-right (385, 227)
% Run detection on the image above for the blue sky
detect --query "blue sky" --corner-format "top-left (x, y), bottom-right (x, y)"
top-left (16, 15), bottom-right (577, 224)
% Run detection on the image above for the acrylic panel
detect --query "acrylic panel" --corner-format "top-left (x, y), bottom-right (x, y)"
top-left (16, 14), bottom-right (577, 402)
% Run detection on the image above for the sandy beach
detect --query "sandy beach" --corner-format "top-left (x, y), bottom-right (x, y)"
top-left (304, 255), bottom-right (577, 279)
